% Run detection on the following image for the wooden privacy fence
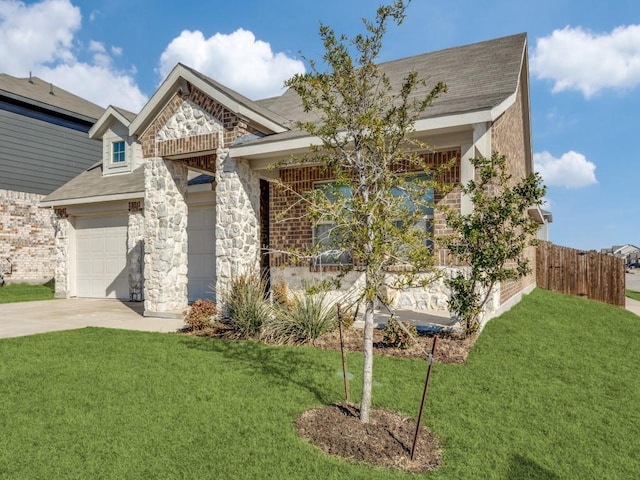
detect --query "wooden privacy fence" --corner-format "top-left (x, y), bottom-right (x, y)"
top-left (536, 241), bottom-right (626, 307)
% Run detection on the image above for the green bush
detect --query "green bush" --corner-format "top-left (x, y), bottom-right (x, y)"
top-left (225, 272), bottom-right (271, 338)
top-left (263, 292), bottom-right (338, 345)
top-left (184, 299), bottom-right (217, 331)
top-left (382, 318), bottom-right (417, 349)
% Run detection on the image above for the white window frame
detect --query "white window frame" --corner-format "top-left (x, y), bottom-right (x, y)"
top-left (111, 140), bottom-right (126, 164)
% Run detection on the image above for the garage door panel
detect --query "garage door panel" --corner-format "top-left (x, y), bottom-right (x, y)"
top-left (75, 215), bottom-right (129, 299)
top-left (187, 205), bottom-right (216, 302)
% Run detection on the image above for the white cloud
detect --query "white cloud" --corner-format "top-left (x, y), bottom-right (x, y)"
top-left (88, 40), bottom-right (105, 53)
top-left (0, 0), bottom-right (80, 72)
top-left (531, 25), bottom-right (640, 98)
top-left (40, 63), bottom-right (147, 112)
top-left (534, 151), bottom-right (597, 188)
top-left (0, 0), bottom-right (147, 112)
top-left (158, 28), bottom-right (305, 99)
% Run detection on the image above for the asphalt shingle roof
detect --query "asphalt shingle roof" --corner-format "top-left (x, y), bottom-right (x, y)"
top-left (42, 164), bottom-right (145, 203)
top-left (0, 74), bottom-right (105, 121)
top-left (43, 165), bottom-right (214, 203)
top-left (247, 33), bottom-right (526, 146)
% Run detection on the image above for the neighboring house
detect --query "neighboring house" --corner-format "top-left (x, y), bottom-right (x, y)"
top-left (0, 74), bottom-right (103, 282)
top-left (42, 33), bottom-right (550, 320)
top-left (601, 244), bottom-right (640, 264)
top-left (536, 209), bottom-right (553, 241)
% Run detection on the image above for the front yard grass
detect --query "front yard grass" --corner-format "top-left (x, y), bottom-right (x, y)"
top-left (0, 281), bottom-right (55, 304)
top-left (626, 289), bottom-right (640, 301)
top-left (0, 288), bottom-right (637, 479)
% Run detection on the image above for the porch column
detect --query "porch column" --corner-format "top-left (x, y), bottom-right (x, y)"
top-left (460, 143), bottom-right (474, 215)
top-left (143, 157), bottom-right (189, 316)
top-left (53, 208), bottom-right (71, 298)
top-left (215, 148), bottom-right (261, 301)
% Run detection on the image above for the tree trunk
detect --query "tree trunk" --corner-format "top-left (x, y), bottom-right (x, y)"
top-left (360, 297), bottom-right (375, 423)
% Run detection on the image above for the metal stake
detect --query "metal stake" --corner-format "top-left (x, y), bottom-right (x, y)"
top-left (337, 304), bottom-right (350, 404)
top-left (411, 335), bottom-right (437, 461)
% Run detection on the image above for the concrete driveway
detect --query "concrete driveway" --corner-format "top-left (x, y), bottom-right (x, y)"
top-left (0, 298), bottom-right (185, 339)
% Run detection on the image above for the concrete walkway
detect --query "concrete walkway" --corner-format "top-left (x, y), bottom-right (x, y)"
top-left (0, 298), bottom-right (185, 339)
top-left (626, 297), bottom-right (640, 317)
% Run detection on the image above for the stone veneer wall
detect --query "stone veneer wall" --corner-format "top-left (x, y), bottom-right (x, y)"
top-left (53, 208), bottom-right (70, 298)
top-left (491, 83), bottom-right (537, 304)
top-left (0, 189), bottom-right (55, 282)
top-left (270, 266), bottom-right (501, 317)
top-left (215, 148), bottom-right (261, 299)
top-left (143, 158), bottom-right (189, 313)
top-left (127, 201), bottom-right (145, 302)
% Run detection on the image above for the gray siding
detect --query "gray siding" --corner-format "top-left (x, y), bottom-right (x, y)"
top-left (0, 108), bottom-right (101, 195)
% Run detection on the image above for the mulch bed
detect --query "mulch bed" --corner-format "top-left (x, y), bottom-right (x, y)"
top-left (189, 321), bottom-right (477, 363)
top-left (313, 326), bottom-right (477, 363)
top-left (296, 403), bottom-right (443, 473)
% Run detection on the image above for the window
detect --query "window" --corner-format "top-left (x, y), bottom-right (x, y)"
top-left (390, 174), bottom-right (434, 217)
top-left (392, 218), bottom-right (435, 251)
top-left (312, 182), bottom-right (352, 266)
top-left (112, 141), bottom-right (126, 163)
top-left (390, 174), bottom-right (434, 250)
top-left (313, 223), bottom-right (353, 266)
top-left (311, 175), bottom-right (435, 265)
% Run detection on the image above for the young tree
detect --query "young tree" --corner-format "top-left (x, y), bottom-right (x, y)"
top-left (282, 0), bottom-right (447, 423)
top-left (445, 152), bottom-right (546, 335)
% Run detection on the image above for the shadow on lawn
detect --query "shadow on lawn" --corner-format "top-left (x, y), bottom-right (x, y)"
top-left (507, 455), bottom-right (559, 480)
top-left (180, 337), bottom-right (339, 404)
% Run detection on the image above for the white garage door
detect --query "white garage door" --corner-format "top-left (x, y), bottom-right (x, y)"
top-left (75, 215), bottom-right (129, 299)
top-left (187, 205), bottom-right (216, 302)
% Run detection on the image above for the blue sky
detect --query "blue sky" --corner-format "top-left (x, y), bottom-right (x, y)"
top-left (1, 0), bottom-right (638, 250)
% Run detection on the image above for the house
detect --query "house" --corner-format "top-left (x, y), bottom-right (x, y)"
top-left (0, 74), bottom-right (103, 282)
top-left (42, 33), bottom-right (549, 319)
top-left (536, 209), bottom-right (553, 241)
top-left (601, 244), bottom-right (640, 264)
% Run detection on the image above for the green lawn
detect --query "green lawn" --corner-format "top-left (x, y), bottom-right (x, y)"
top-left (0, 288), bottom-right (638, 479)
top-left (626, 289), bottom-right (640, 302)
top-left (0, 281), bottom-right (55, 304)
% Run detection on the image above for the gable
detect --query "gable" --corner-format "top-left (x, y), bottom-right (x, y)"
top-left (138, 84), bottom-right (262, 159)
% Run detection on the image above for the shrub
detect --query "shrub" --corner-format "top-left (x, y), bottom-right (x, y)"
top-left (226, 272), bottom-right (271, 338)
top-left (184, 299), bottom-right (217, 331)
top-left (383, 318), bottom-right (417, 349)
top-left (263, 292), bottom-right (338, 345)
top-left (272, 280), bottom-right (294, 311)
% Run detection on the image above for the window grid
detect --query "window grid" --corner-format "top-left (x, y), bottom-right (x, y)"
top-left (112, 141), bottom-right (126, 163)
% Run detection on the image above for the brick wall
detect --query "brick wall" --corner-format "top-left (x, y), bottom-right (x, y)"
top-left (491, 84), bottom-right (536, 303)
top-left (269, 149), bottom-right (461, 267)
top-left (0, 189), bottom-right (55, 282)
top-left (492, 83), bottom-right (528, 182)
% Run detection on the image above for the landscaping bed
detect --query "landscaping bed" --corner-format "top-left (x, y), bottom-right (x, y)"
top-left (186, 321), bottom-right (477, 364)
